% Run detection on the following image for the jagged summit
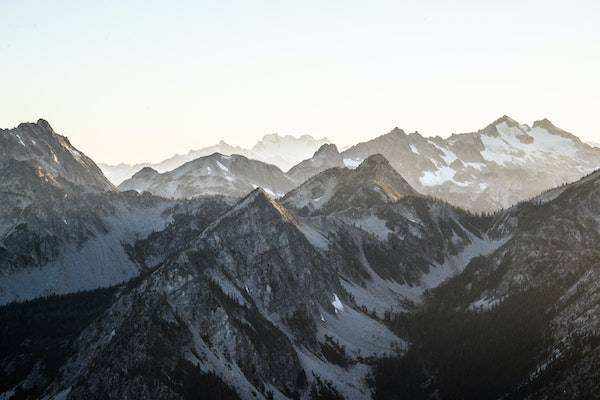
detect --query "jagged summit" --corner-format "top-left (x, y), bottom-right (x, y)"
top-left (314, 143), bottom-right (339, 157)
top-left (491, 114), bottom-right (520, 127)
top-left (1, 119), bottom-right (114, 192)
top-left (532, 118), bottom-right (556, 129)
top-left (479, 115), bottom-right (522, 137)
top-left (339, 116), bottom-right (600, 212)
top-left (15, 118), bottom-right (53, 132)
top-left (286, 143), bottom-right (344, 182)
top-left (350, 153), bottom-right (417, 196)
top-left (204, 187), bottom-right (296, 235)
top-left (283, 154), bottom-right (417, 215)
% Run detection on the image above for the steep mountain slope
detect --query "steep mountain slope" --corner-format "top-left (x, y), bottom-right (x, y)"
top-left (6, 118), bottom-right (600, 399)
top-left (118, 153), bottom-right (297, 199)
top-left (100, 133), bottom-right (329, 185)
top-left (283, 154), bottom-right (417, 215)
top-left (36, 189), bottom-right (400, 399)
top-left (5, 155), bottom-right (508, 399)
top-left (373, 169), bottom-right (600, 399)
top-left (1, 119), bottom-right (114, 191)
top-left (287, 143), bottom-right (345, 184)
top-left (0, 121), bottom-right (232, 304)
top-left (341, 116), bottom-right (600, 211)
top-left (283, 155), bottom-right (503, 315)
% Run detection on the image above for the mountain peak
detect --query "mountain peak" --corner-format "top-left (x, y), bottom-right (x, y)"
top-left (204, 187), bottom-right (296, 236)
top-left (532, 118), bottom-right (580, 140)
top-left (532, 118), bottom-right (558, 130)
top-left (240, 186), bottom-right (270, 205)
top-left (133, 166), bottom-right (159, 178)
top-left (353, 154), bottom-right (416, 195)
top-left (358, 153), bottom-right (389, 168)
top-left (283, 154), bottom-right (416, 215)
top-left (2, 119), bottom-right (114, 192)
top-left (313, 143), bottom-right (339, 157)
top-left (286, 143), bottom-right (344, 182)
top-left (493, 115), bottom-right (519, 126)
top-left (389, 126), bottom-right (406, 136)
top-left (479, 115), bottom-right (521, 137)
top-left (36, 118), bottom-right (54, 132)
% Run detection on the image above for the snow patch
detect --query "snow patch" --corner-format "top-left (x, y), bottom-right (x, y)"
top-left (332, 293), bottom-right (344, 313)
top-left (420, 166), bottom-right (469, 187)
top-left (343, 158), bottom-right (363, 169)
top-left (215, 160), bottom-right (229, 172)
top-left (480, 122), bottom-right (579, 166)
top-left (263, 187), bottom-right (284, 198)
top-left (15, 134), bottom-right (26, 146)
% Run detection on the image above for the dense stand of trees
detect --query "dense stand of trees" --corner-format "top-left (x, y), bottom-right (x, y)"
top-left (371, 286), bottom-right (566, 400)
top-left (0, 287), bottom-right (118, 397)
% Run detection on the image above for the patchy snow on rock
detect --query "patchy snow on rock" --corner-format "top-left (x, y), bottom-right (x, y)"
top-left (331, 293), bottom-right (344, 313)
top-left (343, 158), bottom-right (363, 169)
top-left (67, 146), bottom-right (83, 162)
top-left (318, 303), bottom-right (403, 359)
top-left (409, 144), bottom-right (420, 154)
top-left (296, 349), bottom-right (374, 399)
top-left (188, 331), bottom-right (274, 400)
top-left (215, 160), bottom-right (229, 172)
top-left (463, 161), bottom-right (486, 171)
top-left (430, 141), bottom-right (458, 164)
top-left (419, 233), bottom-right (509, 292)
top-left (469, 296), bottom-right (503, 312)
top-left (353, 214), bottom-right (393, 241)
top-left (480, 122), bottom-right (579, 166)
top-left (347, 231), bottom-right (511, 310)
top-left (15, 134), bottom-right (26, 147)
top-left (420, 166), bottom-right (469, 187)
top-left (262, 187), bottom-right (284, 198)
top-left (341, 272), bottom-right (413, 316)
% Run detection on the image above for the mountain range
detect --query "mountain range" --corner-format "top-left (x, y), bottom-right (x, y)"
top-left (101, 116), bottom-right (600, 212)
top-left (2, 118), bottom-right (600, 399)
top-left (99, 134), bottom-right (330, 185)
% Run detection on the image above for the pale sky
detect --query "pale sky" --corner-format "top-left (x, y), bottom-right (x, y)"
top-left (1, 0), bottom-right (599, 164)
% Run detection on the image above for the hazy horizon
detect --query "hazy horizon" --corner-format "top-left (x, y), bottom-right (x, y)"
top-left (2, 0), bottom-right (599, 164)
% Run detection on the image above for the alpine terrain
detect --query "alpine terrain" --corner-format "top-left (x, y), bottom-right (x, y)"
top-left (2, 119), bottom-right (600, 400)
top-left (99, 134), bottom-right (330, 185)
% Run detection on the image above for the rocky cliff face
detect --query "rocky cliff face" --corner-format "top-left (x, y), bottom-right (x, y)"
top-left (1, 119), bottom-right (114, 191)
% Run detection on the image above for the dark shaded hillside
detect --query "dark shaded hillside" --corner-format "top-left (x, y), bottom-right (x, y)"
top-left (0, 287), bottom-right (118, 398)
top-left (373, 286), bottom-right (564, 399)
